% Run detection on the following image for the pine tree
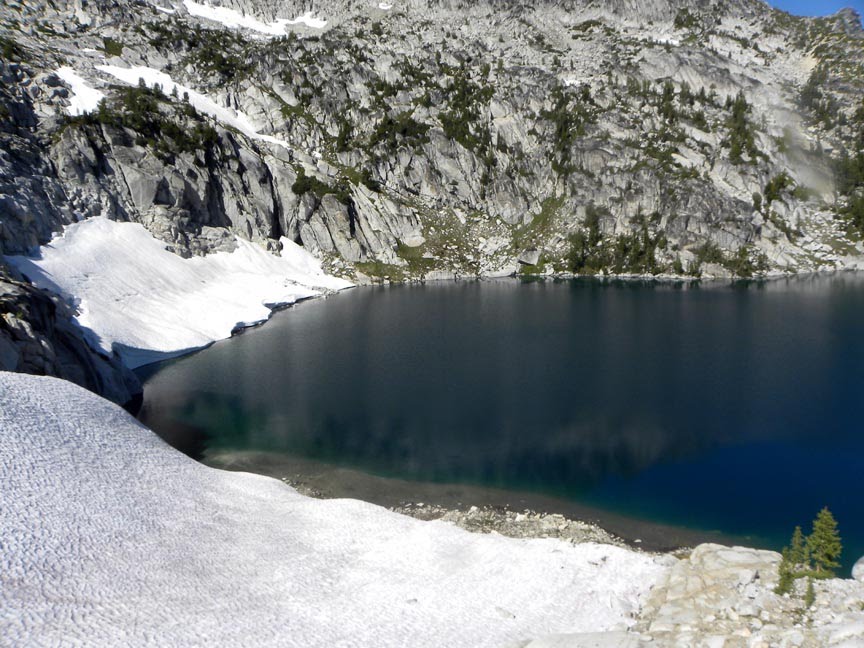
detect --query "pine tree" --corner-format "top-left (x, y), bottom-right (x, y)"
top-left (804, 577), bottom-right (815, 609)
top-left (788, 525), bottom-right (809, 571)
top-left (775, 548), bottom-right (795, 595)
top-left (807, 507), bottom-right (842, 576)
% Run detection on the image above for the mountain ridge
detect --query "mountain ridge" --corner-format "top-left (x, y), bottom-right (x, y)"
top-left (2, 0), bottom-right (864, 396)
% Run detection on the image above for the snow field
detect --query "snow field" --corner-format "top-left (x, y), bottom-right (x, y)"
top-left (55, 66), bottom-right (105, 115)
top-left (0, 372), bottom-right (671, 647)
top-left (5, 218), bottom-right (352, 368)
top-left (182, 0), bottom-right (326, 34)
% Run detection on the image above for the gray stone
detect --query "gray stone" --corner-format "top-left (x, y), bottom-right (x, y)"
top-left (853, 557), bottom-right (864, 583)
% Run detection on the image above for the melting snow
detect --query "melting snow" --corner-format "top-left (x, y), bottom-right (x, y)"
top-left (55, 66), bottom-right (105, 115)
top-left (96, 64), bottom-right (288, 148)
top-left (154, 4), bottom-right (176, 14)
top-left (379, 2), bottom-right (394, 9)
top-left (0, 371), bottom-right (669, 646)
top-left (182, 0), bottom-right (325, 34)
top-left (283, 11), bottom-right (328, 29)
top-left (5, 218), bottom-right (352, 368)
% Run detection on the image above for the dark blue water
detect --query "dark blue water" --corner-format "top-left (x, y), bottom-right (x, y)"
top-left (139, 276), bottom-right (864, 569)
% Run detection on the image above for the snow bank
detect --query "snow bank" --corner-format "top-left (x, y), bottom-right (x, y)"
top-left (0, 372), bottom-right (669, 646)
top-left (5, 218), bottom-right (351, 368)
top-left (96, 64), bottom-right (288, 148)
top-left (183, 0), bottom-right (325, 34)
top-left (55, 66), bottom-right (105, 115)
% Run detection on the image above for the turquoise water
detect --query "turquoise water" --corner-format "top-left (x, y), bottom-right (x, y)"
top-left (138, 275), bottom-right (864, 570)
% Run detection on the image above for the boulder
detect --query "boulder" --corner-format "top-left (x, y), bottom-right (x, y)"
top-left (853, 556), bottom-right (864, 583)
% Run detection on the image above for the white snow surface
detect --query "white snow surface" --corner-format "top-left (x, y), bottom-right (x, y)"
top-left (55, 66), bottom-right (105, 115)
top-left (183, 0), bottom-right (326, 33)
top-left (5, 218), bottom-right (351, 368)
top-left (96, 64), bottom-right (288, 148)
top-left (0, 372), bottom-right (669, 646)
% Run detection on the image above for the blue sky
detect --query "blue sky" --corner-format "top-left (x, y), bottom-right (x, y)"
top-left (768, 0), bottom-right (864, 17)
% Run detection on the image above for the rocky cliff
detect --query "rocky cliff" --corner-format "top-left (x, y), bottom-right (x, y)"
top-left (0, 268), bottom-right (141, 407)
top-left (1, 0), bottom-right (864, 396)
top-left (2, 0), bottom-right (864, 277)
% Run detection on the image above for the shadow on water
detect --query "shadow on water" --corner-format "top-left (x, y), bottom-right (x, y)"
top-left (137, 275), bottom-right (864, 570)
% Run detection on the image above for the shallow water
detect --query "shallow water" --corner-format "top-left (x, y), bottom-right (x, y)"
top-left (138, 275), bottom-right (864, 569)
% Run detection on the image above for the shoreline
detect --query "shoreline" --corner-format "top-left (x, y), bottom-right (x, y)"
top-left (134, 273), bottom-right (864, 560)
top-left (354, 265), bottom-right (864, 286)
top-left (133, 268), bottom-right (864, 387)
top-left (204, 449), bottom-right (756, 555)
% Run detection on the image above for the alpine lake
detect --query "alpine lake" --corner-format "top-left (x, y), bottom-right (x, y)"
top-left (137, 274), bottom-right (864, 571)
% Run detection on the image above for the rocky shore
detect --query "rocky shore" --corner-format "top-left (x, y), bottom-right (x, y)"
top-left (288, 475), bottom-right (864, 647)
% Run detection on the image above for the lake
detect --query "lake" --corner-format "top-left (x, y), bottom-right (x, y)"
top-left (138, 275), bottom-right (864, 569)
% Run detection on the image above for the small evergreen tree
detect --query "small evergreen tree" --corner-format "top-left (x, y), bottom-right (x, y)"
top-left (804, 577), bottom-right (815, 608)
top-left (775, 548), bottom-right (795, 595)
top-left (807, 507), bottom-right (842, 576)
top-left (788, 525), bottom-right (809, 571)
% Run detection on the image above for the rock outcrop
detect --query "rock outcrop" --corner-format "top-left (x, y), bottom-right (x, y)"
top-left (523, 544), bottom-right (864, 647)
top-left (0, 269), bottom-right (141, 407)
top-left (853, 556), bottom-right (864, 583)
top-left (1, 0), bottom-right (863, 281)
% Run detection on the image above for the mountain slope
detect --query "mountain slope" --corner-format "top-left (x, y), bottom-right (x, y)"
top-left (2, 0), bottom-right (864, 283)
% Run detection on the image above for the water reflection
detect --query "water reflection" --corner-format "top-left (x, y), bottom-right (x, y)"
top-left (139, 275), bottom-right (864, 561)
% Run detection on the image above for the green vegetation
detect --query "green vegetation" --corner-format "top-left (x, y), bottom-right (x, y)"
top-left (339, 165), bottom-right (382, 193)
top-left (674, 9), bottom-right (701, 31)
top-left (808, 507), bottom-right (843, 576)
top-left (692, 241), bottom-right (725, 266)
top-left (438, 65), bottom-right (494, 159)
top-left (723, 245), bottom-right (770, 278)
top-left (566, 206), bottom-right (666, 275)
top-left (689, 241), bottom-right (769, 278)
top-left (0, 35), bottom-right (25, 62)
top-left (835, 99), bottom-right (864, 235)
top-left (725, 91), bottom-right (760, 165)
top-left (764, 172), bottom-right (794, 205)
top-left (800, 65), bottom-right (838, 129)
top-left (146, 21), bottom-right (251, 80)
top-left (394, 241), bottom-right (436, 275)
top-left (513, 196), bottom-right (564, 251)
top-left (291, 168), bottom-right (351, 204)
top-left (102, 37), bottom-right (124, 57)
top-left (776, 507), bottom-right (843, 596)
top-left (541, 85), bottom-right (597, 175)
top-left (566, 204), bottom-right (605, 274)
top-left (369, 111), bottom-right (430, 151)
top-left (63, 84), bottom-right (218, 163)
top-left (354, 260), bottom-right (406, 281)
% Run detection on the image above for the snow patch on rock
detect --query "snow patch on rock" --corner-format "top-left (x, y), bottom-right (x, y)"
top-left (55, 66), bottom-right (105, 115)
top-left (96, 64), bottom-right (288, 148)
top-left (182, 0), bottom-right (325, 34)
top-left (5, 218), bottom-right (352, 368)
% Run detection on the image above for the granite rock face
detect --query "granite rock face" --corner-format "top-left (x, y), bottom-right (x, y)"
top-left (0, 0), bottom-right (863, 281)
top-left (0, 270), bottom-right (141, 407)
top-left (522, 543), bottom-right (864, 647)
